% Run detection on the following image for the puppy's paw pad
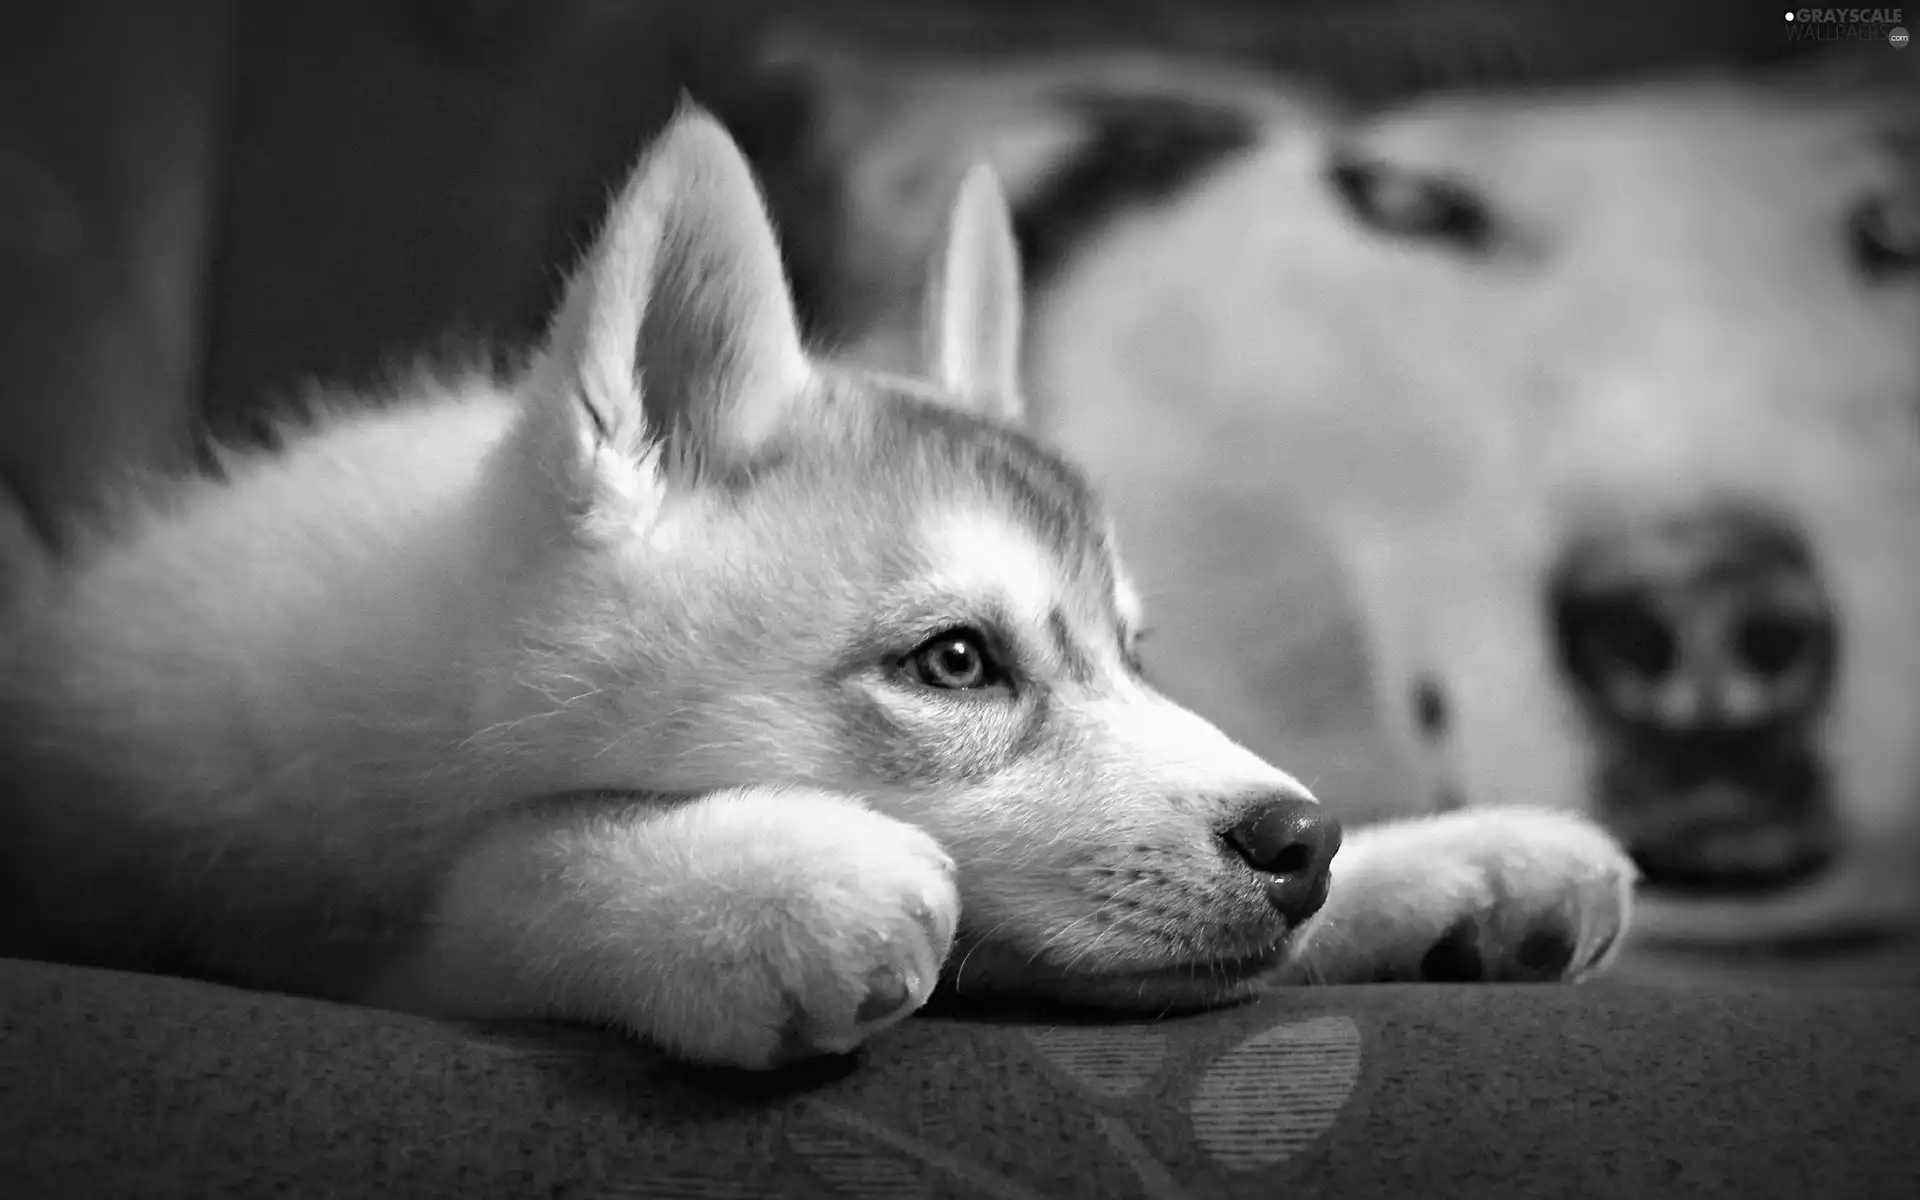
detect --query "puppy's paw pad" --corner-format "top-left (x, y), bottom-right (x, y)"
top-left (1514, 924), bottom-right (1578, 975)
top-left (854, 965), bottom-right (918, 1024)
top-left (758, 925), bottom-right (945, 1065)
top-left (1417, 918), bottom-right (1486, 982)
top-left (1436, 812), bottom-right (1633, 982)
top-left (1345, 808), bottom-right (1635, 985)
top-left (746, 823), bottom-right (959, 1067)
top-left (1413, 916), bottom-right (1584, 984)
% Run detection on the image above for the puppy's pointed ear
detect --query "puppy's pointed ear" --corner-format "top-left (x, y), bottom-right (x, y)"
top-left (528, 103), bottom-right (811, 505)
top-left (921, 164), bottom-right (1025, 424)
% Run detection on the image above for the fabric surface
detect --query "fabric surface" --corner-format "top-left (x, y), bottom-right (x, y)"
top-left (2, 957), bottom-right (1914, 1199)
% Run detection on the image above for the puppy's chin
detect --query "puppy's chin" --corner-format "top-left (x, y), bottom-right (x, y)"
top-left (939, 930), bottom-right (1299, 1015)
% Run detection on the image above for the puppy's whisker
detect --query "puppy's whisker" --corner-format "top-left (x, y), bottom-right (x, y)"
top-left (952, 914), bottom-right (1025, 990)
top-left (1024, 913), bottom-right (1101, 967)
top-left (1051, 916), bottom-right (1136, 978)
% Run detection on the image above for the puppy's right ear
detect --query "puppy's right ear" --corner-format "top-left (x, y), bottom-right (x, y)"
top-left (520, 103), bottom-right (813, 518)
top-left (920, 164), bottom-right (1025, 425)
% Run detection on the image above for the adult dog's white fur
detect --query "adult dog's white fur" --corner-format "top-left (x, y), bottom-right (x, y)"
top-left (0, 107), bottom-right (1633, 1070)
top-left (769, 41), bottom-right (1920, 985)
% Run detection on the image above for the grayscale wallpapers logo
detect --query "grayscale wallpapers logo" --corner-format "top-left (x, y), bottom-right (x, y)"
top-left (1784, 7), bottom-right (1909, 43)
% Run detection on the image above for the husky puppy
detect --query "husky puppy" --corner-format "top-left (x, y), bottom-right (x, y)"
top-left (0, 107), bottom-right (1631, 1071)
top-left (763, 42), bottom-right (1920, 985)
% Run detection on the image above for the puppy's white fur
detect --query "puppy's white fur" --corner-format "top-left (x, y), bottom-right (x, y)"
top-left (0, 106), bottom-right (1632, 1070)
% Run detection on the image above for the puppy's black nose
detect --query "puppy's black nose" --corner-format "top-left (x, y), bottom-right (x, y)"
top-left (1222, 792), bottom-right (1343, 924)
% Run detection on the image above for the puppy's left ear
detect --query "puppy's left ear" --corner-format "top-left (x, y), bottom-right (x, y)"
top-left (920, 163), bottom-right (1025, 425)
top-left (524, 103), bottom-right (813, 511)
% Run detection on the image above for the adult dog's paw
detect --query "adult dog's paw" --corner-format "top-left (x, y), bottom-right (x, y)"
top-left (1287, 807), bottom-right (1635, 984)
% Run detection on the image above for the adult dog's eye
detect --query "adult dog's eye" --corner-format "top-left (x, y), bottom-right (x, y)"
top-left (1326, 153), bottom-right (1495, 253)
top-left (902, 629), bottom-right (1004, 691)
top-left (1849, 193), bottom-right (1919, 282)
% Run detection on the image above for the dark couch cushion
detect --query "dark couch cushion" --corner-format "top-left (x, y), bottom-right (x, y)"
top-left (2, 958), bottom-right (1915, 1199)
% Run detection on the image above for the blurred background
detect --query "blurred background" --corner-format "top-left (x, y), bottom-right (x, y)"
top-left (0, 0), bottom-right (1828, 524)
top-left (2, 1), bottom-right (1913, 989)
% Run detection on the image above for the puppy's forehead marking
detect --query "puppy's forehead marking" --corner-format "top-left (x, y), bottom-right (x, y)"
top-left (839, 378), bottom-right (1120, 595)
top-left (917, 508), bottom-right (1059, 620)
top-left (1109, 526), bottom-right (1146, 633)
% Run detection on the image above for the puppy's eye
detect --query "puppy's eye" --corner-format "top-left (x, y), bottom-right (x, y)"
top-left (1326, 153), bottom-right (1494, 253)
top-left (901, 628), bottom-right (1004, 691)
top-left (1849, 193), bottom-right (1919, 282)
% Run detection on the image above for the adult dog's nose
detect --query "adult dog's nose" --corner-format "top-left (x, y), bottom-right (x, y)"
top-left (1222, 791), bottom-right (1343, 924)
top-left (1549, 503), bottom-right (1837, 737)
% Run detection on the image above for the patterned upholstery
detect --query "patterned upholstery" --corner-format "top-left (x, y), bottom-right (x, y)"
top-left (3, 957), bottom-right (1916, 1198)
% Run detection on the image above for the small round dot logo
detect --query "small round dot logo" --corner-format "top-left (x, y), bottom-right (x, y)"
top-left (1892, 26), bottom-right (1910, 48)
top-left (1784, 10), bottom-right (1795, 19)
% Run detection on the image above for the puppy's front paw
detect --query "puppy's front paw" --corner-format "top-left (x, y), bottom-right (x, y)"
top-left (655, 789), bottom-right (961, 1070)
top-left (1297, 807), bottom-right (1634, 984)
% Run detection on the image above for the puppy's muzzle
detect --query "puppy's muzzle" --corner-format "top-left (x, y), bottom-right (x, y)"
top-left (1221, 791), bottom-right (1342, 925)
top-left (1547, 501), bottom-right (1840, 894)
